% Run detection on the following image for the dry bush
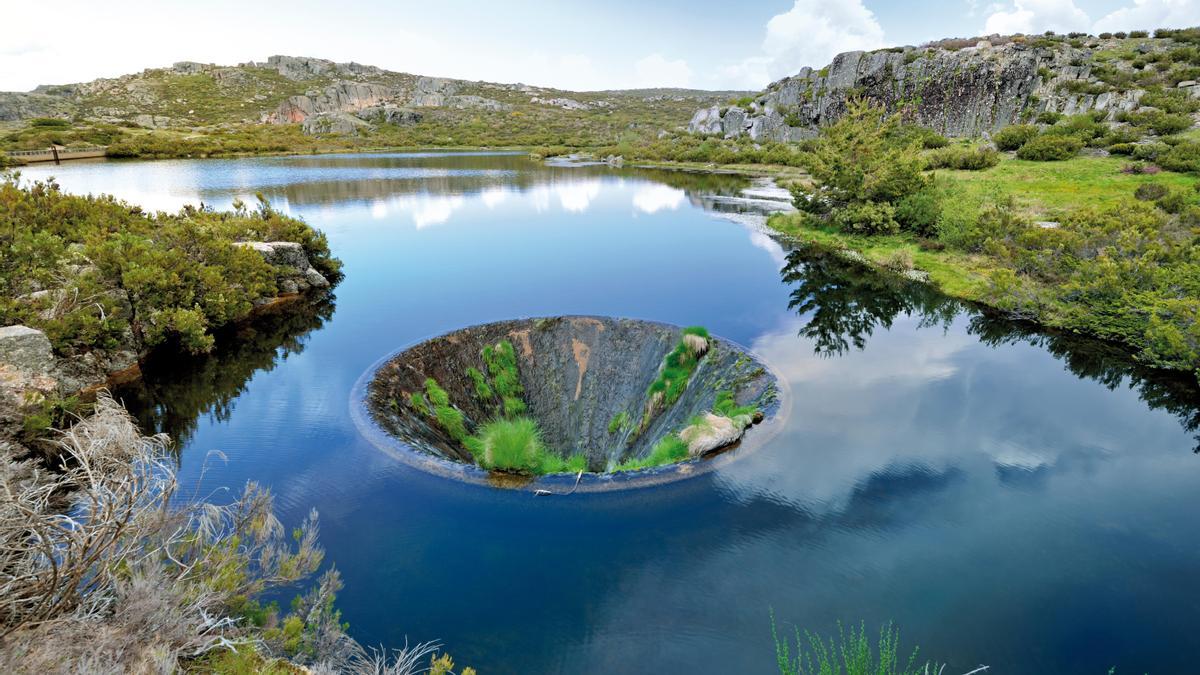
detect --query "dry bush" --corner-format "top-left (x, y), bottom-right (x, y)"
top-left (0, 393), bottom-right (441, 674)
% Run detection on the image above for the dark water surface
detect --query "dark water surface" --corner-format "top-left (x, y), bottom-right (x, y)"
top-left (23, 153), bottom-right (1200, 674)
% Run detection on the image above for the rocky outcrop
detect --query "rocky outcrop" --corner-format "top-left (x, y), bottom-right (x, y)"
top-left (269, 82), bottom-right (395, 123)
top-left (354, 106), bottom-right (422, 125)
top-left (263, 74), bottom-right (506, 134)
top-left (691, 38), bottom-right (1149, 140)
top-left (679, 412), bottom-right (754, 457)
top-left (0, 326), bottom-right (61, 442)
top-left (301, 112), bottom-right (372, 135)
top-left (235, 241), bottom-right (330, 296)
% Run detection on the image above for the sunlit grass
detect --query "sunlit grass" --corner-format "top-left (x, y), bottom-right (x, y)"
top-left (470, 417), bottom-right (586, 474)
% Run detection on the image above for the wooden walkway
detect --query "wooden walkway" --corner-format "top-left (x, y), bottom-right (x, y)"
top-left (5, 146), bottom-right (108, 164)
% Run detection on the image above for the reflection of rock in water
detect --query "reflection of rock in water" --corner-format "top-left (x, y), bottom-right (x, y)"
top-left (113, 296), bottom-right (335, 449)
top-left (781, 244), bottom-right (1200, 451)
top-left (366, 317), bottom-right (781, 471)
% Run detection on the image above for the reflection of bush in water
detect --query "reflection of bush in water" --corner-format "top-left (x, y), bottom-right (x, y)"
top-left (781, 245), bottom-right (1200, 451)
top-left (113, 296), bottom-right (335, 449)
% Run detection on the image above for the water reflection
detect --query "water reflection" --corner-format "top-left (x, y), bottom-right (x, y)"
top-left (113, 296), bottom-right (335, 449)
top-left (780, 245), bottom-right (1200, 452)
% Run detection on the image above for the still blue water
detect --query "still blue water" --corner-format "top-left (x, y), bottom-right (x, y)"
top-left (22, 153), bottom-right (1200, 674)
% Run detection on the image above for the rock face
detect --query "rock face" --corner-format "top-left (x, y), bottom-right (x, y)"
top-left (269, 82), bottom-right (395, 123)
top-left (263, 71), bottom-right (506, 133)
top-left (0, 326), bottom-right (58, 441)
top-left (235, 241), bottom-right (330, 295)
top-left (691, 39), bottom-right (1146, 140)
top-left (367, 317), bottom-right (781, 471)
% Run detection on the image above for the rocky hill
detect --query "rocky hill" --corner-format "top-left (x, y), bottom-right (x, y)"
top-left (0, 55), bottom-right (745, 139)
top-left (690, 29), bottom-right (1200, 141)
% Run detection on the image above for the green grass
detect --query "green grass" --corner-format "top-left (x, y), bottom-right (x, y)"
top-left (771, 614), bottom-right (935, 675)
top-left (608, 411), bottom-right (631, 434)
top-left (469, 416), bottom-right (586, 474)
top-left (615, 434), bottom-right (689, 471)
top-left (425, 378), bottom-right (469, 442)
top-left (713, 390), bottom-right (757, 419)
top-left (644, 328), bottom-right (711, 412)
top-left (466, 366), bottom-right (494, 401)
top-left (767, 212), bottom-right (996, 300)
top-left (941, 155), bottom-right (1197, 218)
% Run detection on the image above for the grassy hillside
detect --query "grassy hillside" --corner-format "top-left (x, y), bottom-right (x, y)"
top-left (0, 56), bottom-right (747, 158)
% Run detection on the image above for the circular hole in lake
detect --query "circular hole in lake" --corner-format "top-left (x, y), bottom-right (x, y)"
top-left (351, 316), bottom-right (788, 491)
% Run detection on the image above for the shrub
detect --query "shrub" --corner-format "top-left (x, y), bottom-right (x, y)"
top-left (924, 145), bottom-right (1000, 170)
top-left (1016, 134), bottom-right (1083, 160)
top-left (881, 249), bottom-right (915, 272)
top-left (1043, 114), bottom-right (1105, 142)
top-left (1141, 87), bottom-right (1200, 114)
top-left (1130, 30), bottom-right (1149, 38)
top-left (833, 201), bottom-right (899, 234)
top-left (1036, 110), bottom-right (1064, 124)
top-left (1133, 142), bottom-right (1169, 161)
top-left (1135, 183), bottom-right (1170, 200)
top-left (1155, 188), bottom-right (1195, 213)
top-left (1157, 141), bottom-right (1200, 173)
top-left (994, 124), bottom-right (1039, 150)
top-left (1110, 143), bottom-right (1136, 155)
top-left (0, 178), bottom-right (339, 355)
top-left (895, 186), bottom-right (942, 236)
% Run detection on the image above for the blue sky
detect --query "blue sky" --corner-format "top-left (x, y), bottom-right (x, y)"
top-left (1, 0), bottom-right (1198, 92)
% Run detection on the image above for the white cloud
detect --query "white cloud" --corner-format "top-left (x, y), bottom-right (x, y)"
top-left (1093, 0), bottom-right (1200, 33)
top-left (631, 53), bottom-right (693, 88)
top-left (983, 0), bottom-right (1091, 34)
top-left (981, 0), bottom-right (1198, 39)
top-left (713, 0), bottom-right (887, 90)
top-left (632, 185), bottom-right (685, 214)
top-left (556, 180), bottom-right (602, 213)
top-left (479, 187), bottom-right (510, 209)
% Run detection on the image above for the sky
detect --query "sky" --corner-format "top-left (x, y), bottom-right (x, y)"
top-left (1, 0), bottom-right (1198, 93)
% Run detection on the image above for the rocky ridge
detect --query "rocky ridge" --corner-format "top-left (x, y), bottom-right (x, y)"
top-left (690, 34), bottom-right (1196, 141)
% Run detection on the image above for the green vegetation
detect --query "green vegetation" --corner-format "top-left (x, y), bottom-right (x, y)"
top-left (993, 124), bottom-right (1039, 151)
top-left (713, 390), bottom-right (757, 419)
top-left (644, 326), bottom-right (711, 414)
top-left (771, 614), bottom-right (940, 675)
top-left (471, 416), bottom-right (586, 474)
top-left (615, 433), bottom-right (689, 471)
top-left (770, 100), bottom-right (1200, 382)
top-left (608, 410), bottom-right (631, 434)
top-left (466, 366), bottom-right (494, 401)
top-left (409, 340), bottom-right (590, 475)
top-left (0, 176), bottom-right (339, 355)
top-left (923, 145), bottom-right (999, 170)
top-left (789, 99), bottom-right (931, 235)
top-left (424, 378), bottom-right (470, 442)
top-left (483, 339), bottom-right (527, 417)
top-left (1015, 133), bottom-right (1083, 160)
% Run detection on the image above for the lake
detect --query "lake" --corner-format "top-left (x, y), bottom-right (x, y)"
top-left (21, 152), bottom-right (1200, 674)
